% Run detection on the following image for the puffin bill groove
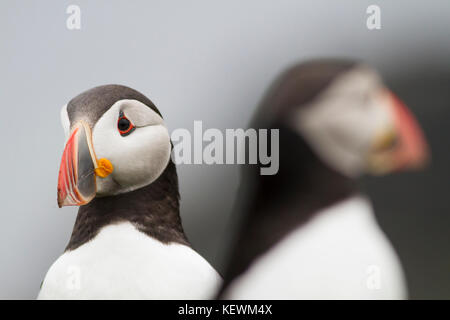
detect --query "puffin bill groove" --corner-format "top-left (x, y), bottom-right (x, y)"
top-left (57, 121), bottom-right (97, 207)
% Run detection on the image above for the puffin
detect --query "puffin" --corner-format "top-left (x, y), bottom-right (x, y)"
top-left (38, 85), bottom-right (221, 299)
top-left (219, 60), bottom-right (429, 299)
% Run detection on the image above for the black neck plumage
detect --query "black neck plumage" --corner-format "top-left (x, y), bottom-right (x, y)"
top-left (66, 160), bottom-right (188, 251)
top-left (220, 124), bottom-right (357, 293)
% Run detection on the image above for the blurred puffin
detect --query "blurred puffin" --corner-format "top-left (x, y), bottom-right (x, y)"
top-left (220, 60), bottom-right (429, 299)
top-left (38, 85), bottom-right (221, 299)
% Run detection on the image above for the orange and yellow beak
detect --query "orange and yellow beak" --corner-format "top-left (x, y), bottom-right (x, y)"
top-left (368, 91), bottom-right (429, 174)
top-left (57, 121), bottom-right (113, 208)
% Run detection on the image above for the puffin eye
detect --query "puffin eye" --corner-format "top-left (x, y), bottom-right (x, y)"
top-left (117, 113), bottom-right (135, 136)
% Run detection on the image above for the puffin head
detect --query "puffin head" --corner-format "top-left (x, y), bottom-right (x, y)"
top-left (57, 85), bottom-right (171, 207)
top-left (271, 59), bottom-right (429, 178)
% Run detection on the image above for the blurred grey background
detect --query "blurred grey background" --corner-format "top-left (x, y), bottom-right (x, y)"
top-left (0, 0), bottom-right (449, 299)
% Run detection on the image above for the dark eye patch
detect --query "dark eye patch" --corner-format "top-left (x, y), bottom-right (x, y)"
top-left (118, 111), bottom-right (135, 136)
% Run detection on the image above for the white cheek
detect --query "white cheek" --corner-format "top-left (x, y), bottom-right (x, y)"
top-left (292, 97), bottom-right (363, 177)
top-left (92, 103), bottom-right (171, 195)
top-left (291, 68), bottom-right (391, 177)
top-left (103, 125), bottom-right (171, 188)
top-left (60, 104), bottom-right (71, 140)
top-left (294, 98), bottom-right (394, 177)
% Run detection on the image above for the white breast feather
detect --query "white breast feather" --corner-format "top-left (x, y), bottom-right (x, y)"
top-left (38, 222), bottom-right (222, 299)
top-left (224, 196), bottom-right (407, 299)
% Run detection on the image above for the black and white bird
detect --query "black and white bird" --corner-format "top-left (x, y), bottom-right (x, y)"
top-left (38, 85), bottom-right (221, 299)
top-left (220, 60), bottom-right (429, 299)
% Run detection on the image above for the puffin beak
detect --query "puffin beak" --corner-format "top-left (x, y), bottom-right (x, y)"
top-left (368, 90), bottom-right (429, 174)
top-left (57, 121), bottom-right (98, 207)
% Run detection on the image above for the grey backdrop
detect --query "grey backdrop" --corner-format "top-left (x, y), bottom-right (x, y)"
top-left (1, 0), bottom-right (449, 299)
